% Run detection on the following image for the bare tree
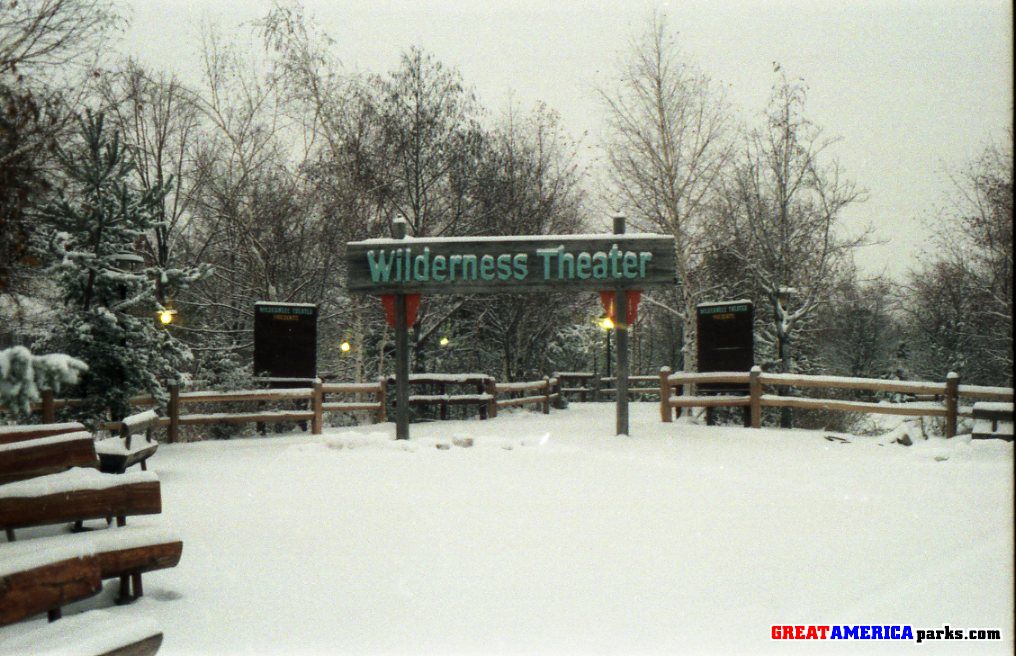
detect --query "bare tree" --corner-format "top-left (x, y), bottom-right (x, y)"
top-left (902, 133), bottom-right (1013, 385)
top-left (98, 59), bottom-right (205, 303)
top-left (598, 13), bottom-right (732, 371)
top-left (718, 72), bottom-right (866, 424)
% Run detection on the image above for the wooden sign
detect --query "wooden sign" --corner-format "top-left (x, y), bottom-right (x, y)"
top-left (696, 300), bottom-right (754, 394)
top-left (253, 302), bottom-right (318, 380)
top-left (345, 235), bottom-right (676, 294)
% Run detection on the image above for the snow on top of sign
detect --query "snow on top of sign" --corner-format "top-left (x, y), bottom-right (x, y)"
top-left (0, 431), bottom-right (92, 453)
top-left (0, 468), bottom-right (157, 499)
top-left (0, 609), bottom-right (161, 656)
top-left (254, 301), bottom-right (317, 308)
top-left (351, 232), bottom-right (671, 246)
top-left (696, 299), bottom-right (751, 308)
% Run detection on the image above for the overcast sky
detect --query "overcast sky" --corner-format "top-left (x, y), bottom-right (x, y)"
top-left (118, 0), bottom-right (1013, 280)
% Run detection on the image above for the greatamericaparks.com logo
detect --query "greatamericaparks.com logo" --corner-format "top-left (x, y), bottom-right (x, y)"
top-left (772, 624), bottom-right (1002, 644)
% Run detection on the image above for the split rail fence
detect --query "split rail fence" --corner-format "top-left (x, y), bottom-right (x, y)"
top-left (657, 367), bottom-right (1014, 437)
top-left (11, 374), bottom-right (562, 442)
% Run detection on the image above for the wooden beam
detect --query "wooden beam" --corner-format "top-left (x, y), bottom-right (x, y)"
top-left (0, 434), bottom-right (99, 484)
top-left (0, 555), bottom-right (102, 626)
top-left (0, 423), bottom-right (87, 446)
top-left (0, 480), bottom-right (162, 531)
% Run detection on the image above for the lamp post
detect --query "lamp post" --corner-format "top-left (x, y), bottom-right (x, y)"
top-left (600, 316), bottom-right (614, 378)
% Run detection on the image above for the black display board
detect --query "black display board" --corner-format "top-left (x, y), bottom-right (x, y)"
top-left (253, 302), bottom-right (318, 380)
top-left (696, 300), bottom-right (754, 394)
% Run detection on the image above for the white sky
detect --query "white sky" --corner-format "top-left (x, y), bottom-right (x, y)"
top-left (119, 0), bottom-right (1013, 280)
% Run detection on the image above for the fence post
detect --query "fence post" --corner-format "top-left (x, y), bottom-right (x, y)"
top-left (439, 381), bottom-right (449, 420)
top-left (552, 375), bottom-right (564, 409)
top-left (41, 389), bottom-right (55, 423)
top-left (542, 376), bottom-right (551, 414)
top-left (945, 372), bottom-right (960, 438)
top-left (311, 380), bottom-right (323, 435)
top-left (749, 366), bottom-right (762, 428)
top-left (168, 382), bottom-right (180, 443)
top-left (485, 379), bottom-right (497, 419)
top-left (659, 367), bottom-right (672, 423)
top-left (377, 378), bottom-right (387, 423)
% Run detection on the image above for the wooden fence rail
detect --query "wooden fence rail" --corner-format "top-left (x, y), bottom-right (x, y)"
top-left (658, 367), bottom-right (1014, 437)
top-left (8, 374), bottom-right (562, 442)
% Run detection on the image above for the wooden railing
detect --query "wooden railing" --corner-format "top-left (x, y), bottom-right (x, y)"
top-left (8, 373), bottom-right (562, 441)
top-left (658, 367), bottom-right (1015, 437)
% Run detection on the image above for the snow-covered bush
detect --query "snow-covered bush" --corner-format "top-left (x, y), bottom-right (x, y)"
top-left (0, 346), bottom-right (87, 417)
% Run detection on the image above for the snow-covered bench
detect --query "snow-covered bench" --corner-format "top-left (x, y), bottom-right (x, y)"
top-left (0, 469), bottom-right (162, 540)
top-left (972, 402), bottom-right (1014, 441)
top-left (96, 410), bottom-right (161, 474)
top-left (0, 609), bottom-right (163, 656)
top-left (0, 431), bottom-right (99, 485)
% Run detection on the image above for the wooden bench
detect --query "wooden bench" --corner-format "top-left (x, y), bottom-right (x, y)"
top-left (95, 410), bottom-right (161, 474)
top-left (0, 609), bottom-right (163, 656)
top-left (972, 402), bottom-right (1014, 441)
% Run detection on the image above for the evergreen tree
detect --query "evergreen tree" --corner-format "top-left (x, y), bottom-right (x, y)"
top-left (35, 111), bottom-right (205, 422)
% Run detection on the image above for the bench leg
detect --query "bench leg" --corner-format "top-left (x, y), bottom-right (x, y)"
top-left (48, 608), bottom-right (61, 622)
top-left (117, 575), bottom-right (132, 604)
top-left (132, 572), bottom-right (144, 598)
top-left (73, 520), bottom-right (85, 532)
top-left (5, 528), bottom-right (14, 542)
top-left (141, 460), bottom-right (147, 471)
top-left (116, 516), bottom-right (126, 527)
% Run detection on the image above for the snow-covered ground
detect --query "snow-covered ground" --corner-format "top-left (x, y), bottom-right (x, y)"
top-left (4, 403), bottom-right (1013, 654)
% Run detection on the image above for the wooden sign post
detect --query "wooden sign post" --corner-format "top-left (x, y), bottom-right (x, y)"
top-left (346, 220), bottom-right (677, 439)
top-left (612, 214), bottom-right (630, 436)
top-left (392, 220), bottom-right (411, 440)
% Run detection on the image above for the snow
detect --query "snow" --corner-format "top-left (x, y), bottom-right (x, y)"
top-left (122, 409), bottom-right (159, 429)
top-left (94, 436), bottom-right (155, 456)
top-left (253, 301), bottom-right (317, 308)
top-left (1, 403), bottom-right (1011, 654)
top-left (351, 232), bottom-right (669, 245)
top-left (0, 469), bottom-right (158, 500)
top-left (0, 422), bottom-right (85, 436)
top-left (974, 402), bottom-right (1014, 413)
top-left (0, 431), bottom-right (92, 454)
top-left (403, 373), bottom-right (493, 383)
top-left (4, 524), bottom-right (180, 556)
top-left (961, 385), bottom-right (1014, 398)
top-left (0, 609), bottom-right (160, 656)
top-left (696, 298), bottom-right (752, 307)
top-left (0, 539), bottom-right (95, 578)
top-left (179, 388), bottom-right (313, 400)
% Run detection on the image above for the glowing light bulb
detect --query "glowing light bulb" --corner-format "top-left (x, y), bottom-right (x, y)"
top-left (439, 336), bottom-right (450, 347)
top-left (158, 310), bottom-right (175, 325)
top-left (340, 341), bottom-right (351, 353)
top-left (600, 316), bottom-right (614, 330)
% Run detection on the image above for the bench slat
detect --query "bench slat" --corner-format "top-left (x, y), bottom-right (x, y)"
top-left (0, 554), bottom-right (102, 626)
top-left (0, 480), bottom-right (162, 531)
top-left (0, 423), bottom-right (87, 446)
top-left (0, 434), bottom-right (99, 484)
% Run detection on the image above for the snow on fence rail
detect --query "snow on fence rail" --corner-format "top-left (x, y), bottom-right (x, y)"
top-left (658, 367), bottom-right (1014, 437)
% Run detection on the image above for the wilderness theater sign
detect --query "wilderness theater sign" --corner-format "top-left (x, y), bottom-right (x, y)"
top-left (346, 234), bottom-right (676, 294)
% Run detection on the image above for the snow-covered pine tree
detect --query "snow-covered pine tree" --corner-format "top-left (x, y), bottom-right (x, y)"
top-left (34, 111), bottom-right (206, 423)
